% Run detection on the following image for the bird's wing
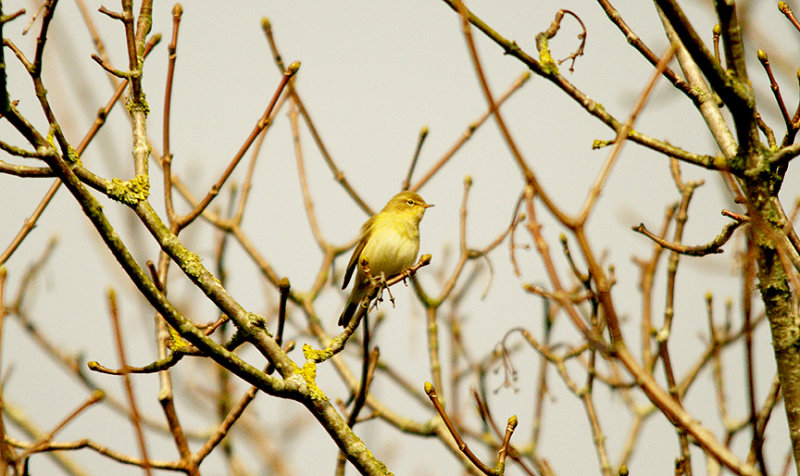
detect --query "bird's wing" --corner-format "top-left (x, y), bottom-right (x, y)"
top-left (342, 216), bottom-right (374, 289)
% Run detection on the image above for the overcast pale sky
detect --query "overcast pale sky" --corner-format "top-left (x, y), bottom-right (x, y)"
top-left (1, 1), bottom-right (799, 474)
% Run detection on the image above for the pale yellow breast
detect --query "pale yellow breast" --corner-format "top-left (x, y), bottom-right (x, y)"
top-left (359, 213), bottom-right (420, 278)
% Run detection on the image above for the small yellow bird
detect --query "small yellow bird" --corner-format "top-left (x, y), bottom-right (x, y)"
top-left (339, 191), bottom-right (434, 327)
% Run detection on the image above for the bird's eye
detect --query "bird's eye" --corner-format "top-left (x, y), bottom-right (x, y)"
top-left (407, 199), bottom-right (414, 206)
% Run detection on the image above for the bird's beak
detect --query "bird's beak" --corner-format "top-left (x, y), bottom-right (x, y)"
top-left (424, 203), bottom-right (435, 208)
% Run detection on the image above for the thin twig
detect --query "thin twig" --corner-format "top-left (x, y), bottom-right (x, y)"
top-left (402, 126), bottom-right (428, 191)
top-left (425, 382), bottom-right (515, 476)
top-left (472, 390), bottom-right (536, 476)
top-left (411, 72), bottom-right (530, 192)
top-left (576, 45), bottom-right (676, 225)
top-left (18, 391), bottom-right (104, 460)
top-left (632, 218), bottom-right (742, 256)
top-left (289, 95), bottom-right (329, 248)
top-left (757, 49), bottom-right (791, 136)
top-left (162, 4), bottom-right (183, 223)
top-left (596, 0), bottom-right (695, 99)
top-left (107, 290), bottom-right (152, 476)
top-left (261, 18), bottom-right (373, 215)
top-left (178, 62), bottom-right (299, 227)
top-left (779, 2), bottom-right (800, 33)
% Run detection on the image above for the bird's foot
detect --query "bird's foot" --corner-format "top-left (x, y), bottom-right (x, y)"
top-left (370, 272), bottom-right (396, 310)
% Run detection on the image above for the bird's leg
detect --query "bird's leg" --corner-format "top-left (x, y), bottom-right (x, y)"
top-left (383, 272), bottom-right (396, 308)
top-left (370, 272), bottom-right (396, 310)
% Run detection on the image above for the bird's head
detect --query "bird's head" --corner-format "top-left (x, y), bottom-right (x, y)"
top-left (383, 191), bottom-right (434, 224)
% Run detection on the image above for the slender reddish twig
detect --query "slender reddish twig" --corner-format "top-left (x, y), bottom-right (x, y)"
top-left (19, 390), bottom-right (104, 460)
top-left (107, 290), bottom-right (152, 476)
top-left (411, 72), bottom-right (530, 193)
top-left (261, 18), bottom-right (373, 215)
top-left (178, 62), bottom-right (299, 227)
top-left (425, 382), bottom-right (516, 475)
top-left (402, 126), bottom-right (428, 191)
top-left (162, 4), bottom-right (183, 223)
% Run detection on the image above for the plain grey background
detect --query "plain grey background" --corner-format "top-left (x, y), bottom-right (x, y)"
top-left (1, 0), bottom-right (799, 474)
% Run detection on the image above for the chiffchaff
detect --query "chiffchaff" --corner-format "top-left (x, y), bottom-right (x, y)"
top-left (339, 191), bottom-right (434, 327)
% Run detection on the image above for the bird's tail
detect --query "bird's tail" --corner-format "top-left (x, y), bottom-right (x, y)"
top-left (339, 283), bottom-right (368, 327)
top-left (338, 301), bottom-right (358, 327)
